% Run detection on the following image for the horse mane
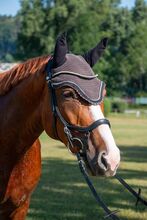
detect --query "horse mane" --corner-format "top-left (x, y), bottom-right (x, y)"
top-left (0, 55), bottom-right (50, 95)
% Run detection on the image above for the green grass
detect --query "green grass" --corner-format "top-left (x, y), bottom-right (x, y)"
top-left (27, 115), bottom-right (147, 220)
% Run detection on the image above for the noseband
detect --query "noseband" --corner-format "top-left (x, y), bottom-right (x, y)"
top-left (46, 60), bottom-right (110, 154)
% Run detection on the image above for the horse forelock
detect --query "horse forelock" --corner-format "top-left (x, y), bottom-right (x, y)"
top-left (0, 55), bottom-right (50, 96)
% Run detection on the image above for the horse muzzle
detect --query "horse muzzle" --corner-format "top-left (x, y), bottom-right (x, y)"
top-left (85, 148), bottom-right (120, 177)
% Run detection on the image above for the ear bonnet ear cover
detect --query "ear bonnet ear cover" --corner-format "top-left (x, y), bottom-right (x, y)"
top-left (51, 34), bottom-right (107, 105)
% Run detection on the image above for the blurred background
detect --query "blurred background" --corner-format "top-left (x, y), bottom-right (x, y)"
top-left (0, 1), bottom-right (147, 220)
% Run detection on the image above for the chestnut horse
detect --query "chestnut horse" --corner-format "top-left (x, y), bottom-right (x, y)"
top-left (0, 34), bottom-right (120, 219)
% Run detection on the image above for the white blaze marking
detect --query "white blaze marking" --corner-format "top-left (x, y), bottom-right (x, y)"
top-left (89, 105), bottom-right (120, 171)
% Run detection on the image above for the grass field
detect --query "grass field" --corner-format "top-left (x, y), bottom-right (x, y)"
top-left (27, 114), bottom-right (147, 220)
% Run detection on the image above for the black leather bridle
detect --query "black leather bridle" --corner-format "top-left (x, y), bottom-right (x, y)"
top-left (46, 59), bottom-right (111, 155)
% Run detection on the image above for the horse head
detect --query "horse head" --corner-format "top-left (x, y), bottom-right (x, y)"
top-left (43, 33), bottom-right (120, 177)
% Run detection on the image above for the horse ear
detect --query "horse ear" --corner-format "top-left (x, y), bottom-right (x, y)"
top-left (52, 32), bottom-right (68, 68)
top-left (82, 38), bottom-right (108, 67)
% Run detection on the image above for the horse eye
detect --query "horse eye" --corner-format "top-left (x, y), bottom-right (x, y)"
top-left (62, 91), bottom-right (77, 99)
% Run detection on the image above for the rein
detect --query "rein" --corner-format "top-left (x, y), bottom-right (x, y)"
top-left (77, 152), bottom-right (147, 220)
top-left (46, 60), bottom-right (147, 219)
top-left (115, 174), bottom-right (147, 207)
top-left (77, 153), bottom-right (120, 220)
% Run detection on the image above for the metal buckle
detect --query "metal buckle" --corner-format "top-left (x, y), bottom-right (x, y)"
top-left (64, 127), bottom-right (72, 138)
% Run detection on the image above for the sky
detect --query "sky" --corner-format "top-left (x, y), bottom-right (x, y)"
top-left (0, 0), bottom-right (145, 16)
top-left (120, 0), bottom-right (137, 8)
top-left (0, 0), bottom-right (20, 16)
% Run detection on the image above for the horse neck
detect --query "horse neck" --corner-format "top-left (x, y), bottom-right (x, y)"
top-left (17, 70), bottom-right (57, 144)
top-left (0, 70), bottom-right (47, 156)
top-left (16, 71), bottom-right (47, 143)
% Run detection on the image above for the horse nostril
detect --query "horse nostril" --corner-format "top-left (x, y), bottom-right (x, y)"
top-left (101, 154), bottom-right (108, 170)
top-left (98, 151), bottom-right (108, 171)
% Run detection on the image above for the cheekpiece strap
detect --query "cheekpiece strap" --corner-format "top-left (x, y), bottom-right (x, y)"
top-left (46, 58), bottom-right (53, 88)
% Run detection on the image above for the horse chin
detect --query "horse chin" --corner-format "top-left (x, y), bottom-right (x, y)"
top-left (86, 166), bottom-right (105, 177)
top-left (87, 165), bottom-right (106, 177)
top-left (84, 152), bottom-right (118, 177)
top-left (87, 162), bottom-right (117, 177)
top-left (85, 161), bottom-right (116, 177)
top-left (81, 154), bottom-right (105, 177)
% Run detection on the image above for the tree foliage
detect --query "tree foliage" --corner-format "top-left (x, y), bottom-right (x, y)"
top-left (0, 15), bottom-right (18, 61)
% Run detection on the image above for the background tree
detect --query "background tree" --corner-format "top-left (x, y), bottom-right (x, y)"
top-left (0, 15), bottom-right (18, 62)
